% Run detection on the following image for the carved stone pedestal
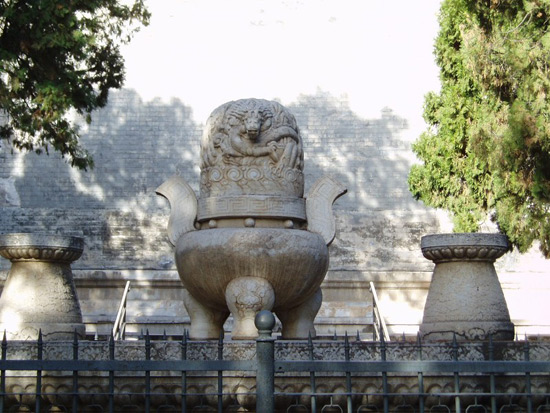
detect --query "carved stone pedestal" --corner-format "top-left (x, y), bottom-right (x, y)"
top-left (419, 233), bottom-right (514, 341)
top-left (0, 234), bottom-right (86, 340)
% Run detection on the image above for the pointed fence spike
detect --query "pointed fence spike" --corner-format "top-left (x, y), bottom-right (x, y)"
top-left (307, 332), bottom-right (314, 359)
top-left (218, 330), bottom-right (224, 360)
top-left (416, 332), bottom-right (423, 360)
top-left (524, 336), bottom-right (530, 360)
top-left (2, 329), bottom-right (7, 359)
top-left (109, 331), bottom-right (115, 360)
top-left (145, 330), bottom-right (151, 359)
top-left (181, 329), bottom-right (188, 361)
top-left (488, 334), bottom-right (495, 361)
top-left (379, 331), bottom-right (387, 362)
top-left (344, 332), bottom-right (350, 361)
top-left (37, 330), bottom-right (43, 362)
top-left (73, 329), bottom-right (79, 360)
top-left (416, 332), bottom-right (422, 349)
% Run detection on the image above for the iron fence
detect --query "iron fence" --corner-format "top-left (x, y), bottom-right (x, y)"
top-left (0, 312), bottom-right (549, 412)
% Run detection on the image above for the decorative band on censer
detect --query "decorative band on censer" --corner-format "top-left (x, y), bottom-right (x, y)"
top-left (197, 195), bottom-right (306, 221)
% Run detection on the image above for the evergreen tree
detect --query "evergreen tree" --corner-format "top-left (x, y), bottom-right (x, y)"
top-left (409, 0), bottom-right (550, 257)
top-left (0, 0), bottom-right (149, 170)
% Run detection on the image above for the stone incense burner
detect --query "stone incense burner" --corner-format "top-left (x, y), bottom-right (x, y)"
top-left (157, 99), bottom-right (346, 340)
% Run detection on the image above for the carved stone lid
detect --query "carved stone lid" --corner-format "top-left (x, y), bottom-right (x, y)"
top-left (199, 99), bottom-right (304, 198)
top-left (421, 233), bottom-right (510, 263)
top-left (0, 233), bottom-right (84, 262)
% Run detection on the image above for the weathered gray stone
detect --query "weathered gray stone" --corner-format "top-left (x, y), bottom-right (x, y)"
top-left (0, 233), bottom-right (85, 340)
top-left (419, 233), bottom-right (514, 341)
top-left (158, 99), bottom-right (346, 340)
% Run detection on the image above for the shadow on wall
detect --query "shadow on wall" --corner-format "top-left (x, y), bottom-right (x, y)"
top-left (0, 89), bottom-right (201, 270)
top-left (5, 88), bottom-right (201, 210)
top-left (289, 92), bottom-right (438, 273)
top-left (0, 89), bottom-right (440, 273)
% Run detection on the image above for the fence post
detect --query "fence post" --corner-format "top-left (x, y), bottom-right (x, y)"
top-left (36, 330), bottom-right (43, 413)
top-left (255, 310), bottom-right (275, 413)
top-left (0, 331), bottom-right (6, 413)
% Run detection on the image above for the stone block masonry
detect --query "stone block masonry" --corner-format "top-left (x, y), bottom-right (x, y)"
top-left (0, 89), bottom-right (549, 338)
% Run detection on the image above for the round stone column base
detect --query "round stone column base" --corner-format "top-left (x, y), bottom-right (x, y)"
top-left (419, 233), bottom-right (514, 342)
top-left (0, 234), bottom-right (86, 341)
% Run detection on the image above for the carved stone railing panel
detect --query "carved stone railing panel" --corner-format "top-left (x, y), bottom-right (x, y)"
top-left (1, 339), bottom-right (549, 411)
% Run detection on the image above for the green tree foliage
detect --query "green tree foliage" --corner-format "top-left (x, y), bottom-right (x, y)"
top-left (409, 0), bottom-right (550, 257)
top-left (0, 0), bottom-right (149, 169)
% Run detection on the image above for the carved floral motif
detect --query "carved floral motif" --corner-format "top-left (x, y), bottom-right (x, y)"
top-left (0, 233), bottom-right (83, 262)
top-left (421, 233), bottom-right (510, 263)
top-left (0, 246), bottom-right (83, 262)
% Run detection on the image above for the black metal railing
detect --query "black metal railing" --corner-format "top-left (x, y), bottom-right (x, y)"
top-left (0, 311), bottom-right (549, 412)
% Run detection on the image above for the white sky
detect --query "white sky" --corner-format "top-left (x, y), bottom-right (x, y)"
top-left (121, 0), bottom-right (442, 135)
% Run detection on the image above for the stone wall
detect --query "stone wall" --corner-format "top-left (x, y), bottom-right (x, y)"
top-left (1, 89), bottom-right (549, 338)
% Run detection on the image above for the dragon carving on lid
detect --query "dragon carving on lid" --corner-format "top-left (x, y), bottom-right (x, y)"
top-left (200, 99), bottom-right (304, 198)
